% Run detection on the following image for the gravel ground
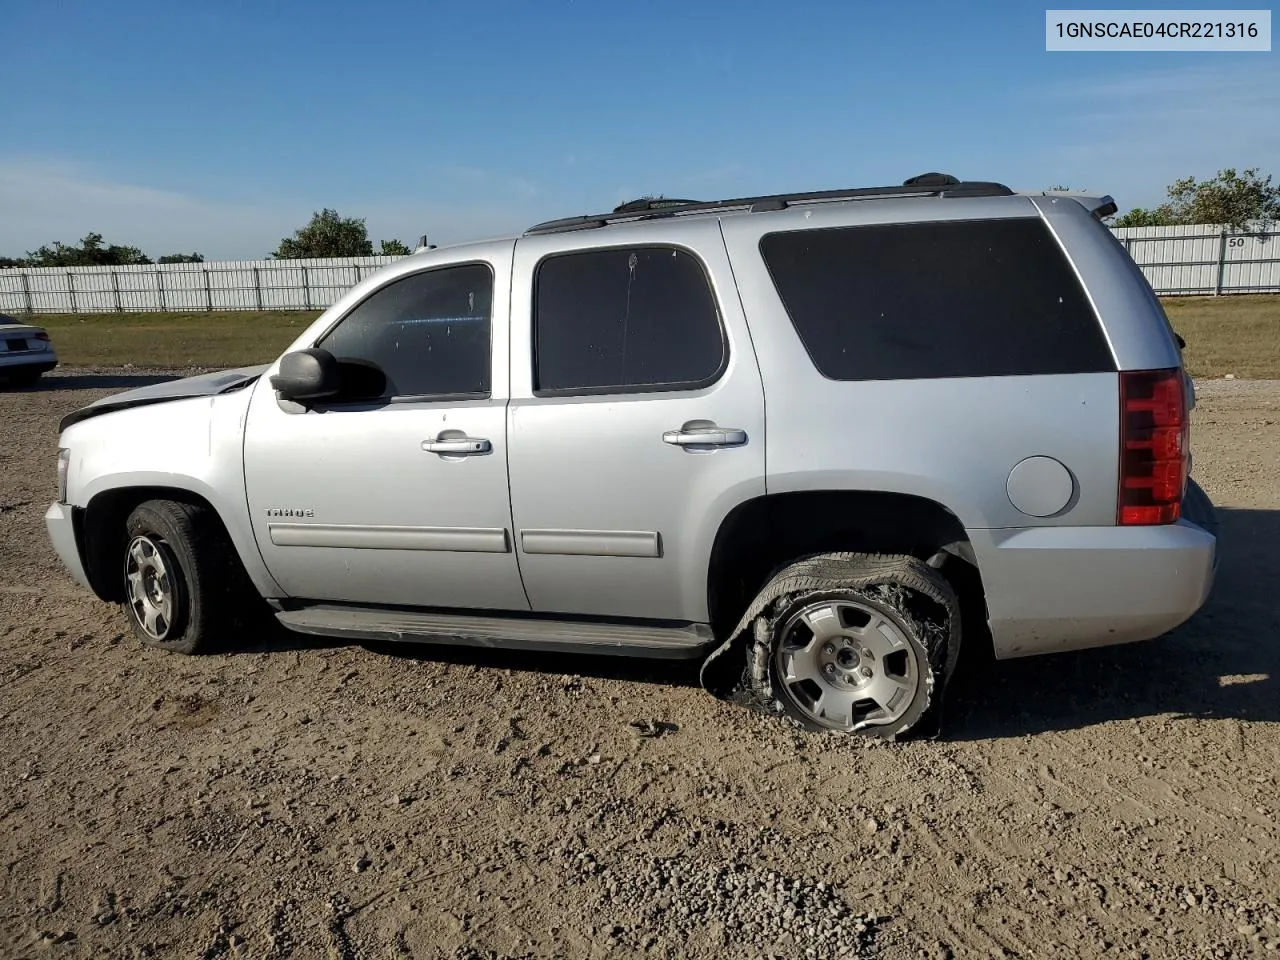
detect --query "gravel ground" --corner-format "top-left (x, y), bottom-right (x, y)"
top-left (0, 369), bottom-right (1277, 960)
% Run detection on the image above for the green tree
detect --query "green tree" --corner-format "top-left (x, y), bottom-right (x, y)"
top-left (0, 256), bottom-right (26, 268)
top-left (271, 209), bottom-right (374, 259)
top-left (25, 232), bottom-right (152, 267)
top-left (1112, 207), bottom-right (1178, 228)
top-left (1113, 167), bottom-right (1279, 231)
top-left (379, 239), bottom-right (411, 256)
top-left (157, 252), bottom-right (205, 264)
top-left (1163, 168), bottom-right (1279, 231)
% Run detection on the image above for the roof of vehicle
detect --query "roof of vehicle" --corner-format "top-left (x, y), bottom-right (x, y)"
top-left (521, 172), bottom-right (1116, 237)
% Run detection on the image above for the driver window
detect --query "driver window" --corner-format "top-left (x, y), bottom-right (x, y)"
top-left (318, 262), bottom-right (493, 400)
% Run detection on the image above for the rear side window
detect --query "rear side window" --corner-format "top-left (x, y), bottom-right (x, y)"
top-left (534, 245), bottom-right (725, 394)
top-left (759, 218), bottom-right (1115, 380)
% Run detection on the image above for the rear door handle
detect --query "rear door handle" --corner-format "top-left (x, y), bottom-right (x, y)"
top-left (422, 437), bottom-right (491, 455)
top-left (662, 427), bottom-right (747, 447)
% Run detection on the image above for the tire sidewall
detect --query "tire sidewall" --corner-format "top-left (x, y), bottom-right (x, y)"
top-left (124, 504), bottom-right (198, 653)
top-left (765, 588), bottom-right (936, 740)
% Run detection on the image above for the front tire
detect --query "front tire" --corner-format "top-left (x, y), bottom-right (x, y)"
top-left (122, 500), bottom-right (241, 654)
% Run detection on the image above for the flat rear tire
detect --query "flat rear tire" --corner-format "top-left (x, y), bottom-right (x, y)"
top-left (769, 589), bottom-right (933, 737)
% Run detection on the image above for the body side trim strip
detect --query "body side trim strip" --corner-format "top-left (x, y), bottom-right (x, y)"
top-left (269, 523), bottom-right (510, 553)
top-left (519, 529), bottom-right (661, 558)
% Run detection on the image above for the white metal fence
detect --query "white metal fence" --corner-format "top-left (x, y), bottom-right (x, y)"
top-left (0, 225), bottom-right (1277, 315)
top-left (0, 256), bottom-right (403, 316)
top-left (1112, 224), bottom-right (1279, 296)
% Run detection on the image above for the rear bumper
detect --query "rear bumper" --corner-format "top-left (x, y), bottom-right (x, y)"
top-left (45, 501), bottom-right (91, 591)
top-left (972, 518), bottom-right (1216, 659)
top-left (0, 351), bottom-right (57, 373)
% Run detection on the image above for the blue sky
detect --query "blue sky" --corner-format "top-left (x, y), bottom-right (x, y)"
top-left (1, 0), bottom-right (1276, 259)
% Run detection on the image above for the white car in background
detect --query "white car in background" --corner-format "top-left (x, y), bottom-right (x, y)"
top-left (0, 314), bottom-right (58, 386)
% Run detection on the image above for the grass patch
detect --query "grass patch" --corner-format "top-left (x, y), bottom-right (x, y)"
top-left (34, 310), bottom-right (322, 369)
top-left (21, 296), bottom-right (1280, 377)
top-left (1162, 295), bottom-right (1280, 379)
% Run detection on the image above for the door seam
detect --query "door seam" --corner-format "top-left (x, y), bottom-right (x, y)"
top-left (504, 241), bottom-right (534, 609)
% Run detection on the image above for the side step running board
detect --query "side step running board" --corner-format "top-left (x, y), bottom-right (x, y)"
top-left (275, 604), bottom-right (716, 660)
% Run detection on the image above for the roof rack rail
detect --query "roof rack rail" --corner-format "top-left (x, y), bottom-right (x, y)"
top-left (525, 173), bottom-right (1014, 236)
top-left (902, 172), bottom-right (961, 187)
top-left (612, 197), bottom-right (701, 214)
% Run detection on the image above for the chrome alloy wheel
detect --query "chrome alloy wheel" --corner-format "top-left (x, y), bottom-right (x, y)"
top-left (125, 535), bottom-right (177, 641)
top-left (773, 598), bottom-right (922, 732)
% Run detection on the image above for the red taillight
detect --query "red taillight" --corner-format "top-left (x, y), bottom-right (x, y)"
top-left (1119, 369), bottom-right (1188, 525)
top-left (34, 332), bottom-right (50, 341)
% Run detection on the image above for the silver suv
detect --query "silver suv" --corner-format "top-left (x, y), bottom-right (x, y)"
top-left (45, 173), bottom-right (1218, 739)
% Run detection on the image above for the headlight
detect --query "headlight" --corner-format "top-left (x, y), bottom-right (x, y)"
top-left (56, 448), bottom-right (70, 503)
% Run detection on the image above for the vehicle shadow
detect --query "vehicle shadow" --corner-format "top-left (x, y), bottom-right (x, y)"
top-left (232, 618), bottom-right (351, 655)
top-left (943, 506), bottom-right (1278, 740)
top-left (363, 638), bottom-right (704, 688)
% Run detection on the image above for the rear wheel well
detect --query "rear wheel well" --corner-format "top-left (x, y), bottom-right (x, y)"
top-left (707, 491), bottom-right (988, 645)
top-left (81, 487), bottom-right (228, 603)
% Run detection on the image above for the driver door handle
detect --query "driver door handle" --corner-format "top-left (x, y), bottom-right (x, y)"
top-left (422, 437), bottom-right (491, 455)
top-left (662, 426), bottom-right (747, 447)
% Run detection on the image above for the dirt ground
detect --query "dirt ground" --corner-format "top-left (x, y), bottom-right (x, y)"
top-left (1, 371), bottom-right (1277, 960)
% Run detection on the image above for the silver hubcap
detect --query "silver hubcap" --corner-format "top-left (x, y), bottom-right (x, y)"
top-left (774, 599), bottom-right (921, 731)
top-left (125, 536), bottom-right (175, 640)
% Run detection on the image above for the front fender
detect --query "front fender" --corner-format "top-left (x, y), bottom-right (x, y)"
top-left (65, 388), bottom-right (283, 599)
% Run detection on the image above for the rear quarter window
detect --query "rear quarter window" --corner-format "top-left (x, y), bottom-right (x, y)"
top-left (758, 217), bottom-right (1116, 380)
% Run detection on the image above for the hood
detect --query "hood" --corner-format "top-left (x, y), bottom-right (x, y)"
top-left (59, 364), bottom-right (270, 434)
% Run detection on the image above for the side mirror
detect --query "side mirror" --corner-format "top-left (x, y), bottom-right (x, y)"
top-left (270, 348), bottom-right (339, 402)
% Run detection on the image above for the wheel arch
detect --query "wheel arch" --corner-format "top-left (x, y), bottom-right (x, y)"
top-left (706, 489), bottom-right (989, 646)
top-left (79, 482), bottom-right (277, 603)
